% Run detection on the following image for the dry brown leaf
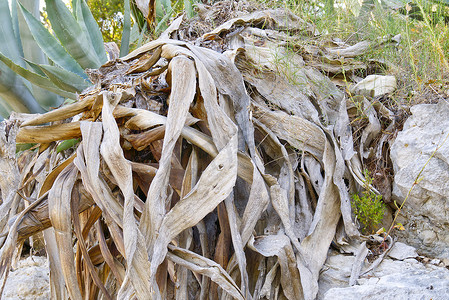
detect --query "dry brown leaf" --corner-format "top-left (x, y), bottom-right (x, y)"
top-left (48, 163), bottom-right (82, 300)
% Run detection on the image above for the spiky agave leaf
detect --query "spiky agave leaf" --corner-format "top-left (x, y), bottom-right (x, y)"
top-left (0, 0), bottom-right (114, 119)
top-left (0, 1), bottom-right (44, 115)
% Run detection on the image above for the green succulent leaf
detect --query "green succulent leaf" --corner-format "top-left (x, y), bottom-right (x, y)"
top-left (0, 97), bottom-right (12, 119)
top-left (19, 3), bottom-right (87, 79)
top-left (16, 143), bottom-right (36, 153)
top-left (0, 52), bottom-right (77, 100)
top-left (74, 0), bottom-right (107, 63)
top-left (71, 0), bottom-right (79, 18)
top-left (39, 65), bottom-right (91, 93)
top-left (24, 59), bottom-right (48, 77)
top-left (45, 0), bottom-right (101, 69)
top-left (18, 1), bottom-right (63, 110)
top-left (120, 0), bottom-right (132, 57)
top-left (184, 0), bottom-right (197, 18)
top-left (57, 138), bottom-right (80, 153)
top-left (10, 0), bottom-right (24, 57)
top-left (0, 0), bottom-right (44, 114)
top-left (0, 0), bottom-right (25, 66)
top-left (154, 6), bottom-right (175, 33)
top-left (159, 0), bottom-right (172, 14)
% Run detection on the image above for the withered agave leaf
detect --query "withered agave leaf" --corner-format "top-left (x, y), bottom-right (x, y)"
top-left (349, 241), bottom-right (369, 286)
top-left (0, 7), bottom-right (390, 298)
top-left (74, 122), bottom-right (124, 227)
top-left (39, 154), bottom-right (76, 197)
top-left (74, 124), bottom-right (126, 260)
top-left (249, 234), bottom-right (303, 299)
top-left (251, 103), bottom-right (326, 159)
top-left (48, 163), bottom-right (82, 300)
top-left (16, 122), bottom-right (82, 144)
top-left (43, 228), bottom-right (69, 300)
top-left (299, 137), bottom-right (342, 300)
top-left (239, 162), bottom-right (269, 245)
top-left (100, 92), bottom-right (153, 299)
top-left (152, 132), bottom-right (237, 266)
top-left (202, 9), bottom-right (315, 40)
top-left (259, 261), bottom-right (279, 298)
top-left (224, 194), bottom-right (250, 298)
top-left (187, 44), bottom-right (261, 168)
top-left (21, 94), bottom-right (98, 127)
top-left (167, 245), bottom-right (245, 300)
top-left (139, 55), bottom-right (197, 275)
top-left (126, 46), bottom-right (162, 74)
top-left (121, 39), bottom-right (183, 61)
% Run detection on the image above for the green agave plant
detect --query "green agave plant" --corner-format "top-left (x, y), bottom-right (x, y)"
top-left (0, 0), bottom-right (131, 120)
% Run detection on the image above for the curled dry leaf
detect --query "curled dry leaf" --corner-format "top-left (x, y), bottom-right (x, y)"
top-left (0, 6), bottom-right (393, 300)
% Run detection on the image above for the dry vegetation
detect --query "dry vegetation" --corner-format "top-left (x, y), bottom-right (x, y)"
top-left (0, 5), bottom-right (411, 300)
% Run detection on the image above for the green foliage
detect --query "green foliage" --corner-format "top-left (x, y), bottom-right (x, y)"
top-left (56, 138), bottom-right (80, 153)
top-left (351, 170), bottom-right (385, 233)
top-left (85, 0), bottom-right (125, 44)
top-left (0, 0), bottom-right (48, 115)
top-left (0, 0), bottom-right (133, 119)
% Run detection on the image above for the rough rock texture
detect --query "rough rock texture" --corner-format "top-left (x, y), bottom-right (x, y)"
top-left (319, 250), bottom-right (449, 300)
top-left (1, 256), bottom-right (49, 300)
top-left (387, 241), bottom-right (418, 260)
top-left (390, 100), bottom-right (449, 259)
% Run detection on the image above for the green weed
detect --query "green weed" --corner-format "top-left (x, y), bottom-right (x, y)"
top-left (351, 169), bottom-right (385, 234)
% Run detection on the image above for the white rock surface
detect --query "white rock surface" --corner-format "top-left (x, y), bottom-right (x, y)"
top-left (319, 250), bottom-right (449, 300)
top-left (351, 75), bottom-right (396, 97)
top-left (1, 256), bottom-right (50, 300)
top-left (387, 242), bottom-right (418, 260)
top-left (390, 100), bottom-right (449, 259)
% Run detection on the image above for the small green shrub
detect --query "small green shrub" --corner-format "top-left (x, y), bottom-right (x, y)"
top-left (351, 170), bottom-right (385, 233)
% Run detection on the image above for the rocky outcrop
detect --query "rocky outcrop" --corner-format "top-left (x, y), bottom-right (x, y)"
top-left (390, 100), bottom-right (449, 259)
top-left (319, 246), bottom-right (449, 300)
top-left (1, 256), bottom-right (49, 300)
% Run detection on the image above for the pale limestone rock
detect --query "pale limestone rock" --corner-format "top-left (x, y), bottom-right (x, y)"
top-left (1, 256), bottom-right (49, 300)
top-left (387, 242), bottom-right (418, 260)
top-left (319, 250), bottom-right (449, 300)
top-left (390, 100), bottom-right (449, 259)
top-left (351, 75), bottom-right (396, 97)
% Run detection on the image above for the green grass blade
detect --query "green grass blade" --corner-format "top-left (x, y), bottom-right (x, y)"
top-left (45, 0), bottom-right (101, 69)
top-left (120, 0), bottom-right (132, 57)
top-left (0, 52), bottom-right (77, 99)
top-left (19, 3), bottom-right (87, 79)
top-left (39, 64), bottom-right (91, 93)
top-left (75, 0), bottom-right (107, 63)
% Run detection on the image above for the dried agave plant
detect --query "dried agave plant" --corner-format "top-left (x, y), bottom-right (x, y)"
top-left (0, 8), bottom-right (396, 300)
